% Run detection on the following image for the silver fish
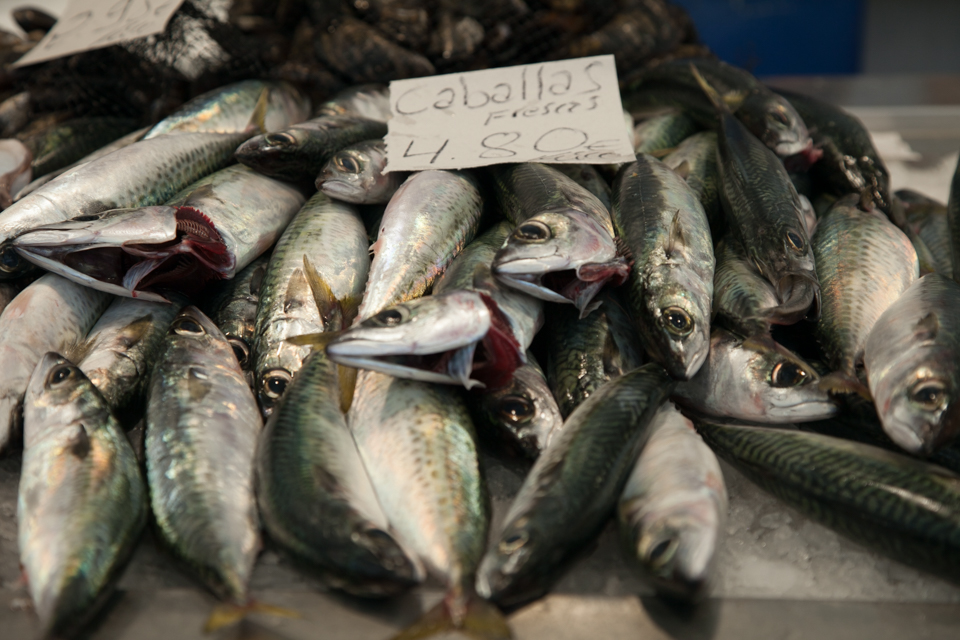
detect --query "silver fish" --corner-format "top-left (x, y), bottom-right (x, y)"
top-left (18, 353), bottom-right (146, 637)
top-left (673, 329), bottom-right (838, 423)
top-left (618, 401), bottom-right (726, 600)
top-left (202, 255), bottom-right (269, 377)
top-left (315, 84), bottom-right (392, 122)
top-left (316, 139), bottom-right (406, 204)
top-left (0, 274), bottom-right (111, 451)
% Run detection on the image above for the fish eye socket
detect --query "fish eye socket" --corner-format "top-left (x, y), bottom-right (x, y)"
top-left (513, 221), bottom-right (551, 242)
top-left (910, 380), bottom-right (947, 411)
top-left (499, 530), bottom-right (529, 553)
top-left (646, 536), bottom-right (678, 570)
top-left (265, 132), bottom-right (296, 147)
top-left (770, 361), bottom-right (807, 387)
top-left (334, 154), bottom-right (361, 174)
top-left (0, 248), bottom-right (19, 272)
top-left (786, 230), bottom-right (805, 252)
top-left (498, 394), bottom-right (535, 423)
top-left (229, 339), bottom-right (250, 367)
top-left (47, 364), bottom-right (74, 387)
top-left (661, 307), bottom-right (693, 336)
top-left (172, 317), bottom-right (205, 336)
top-left (262, 370), bottom-right (292, 400)
top-left (370, 307), bottom-right (407, 327)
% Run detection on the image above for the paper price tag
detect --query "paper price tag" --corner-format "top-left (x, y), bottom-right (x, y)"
top-left (13, 0), bottom-right (185, 67)
top-left (385, 55), bottom-right (635, 172)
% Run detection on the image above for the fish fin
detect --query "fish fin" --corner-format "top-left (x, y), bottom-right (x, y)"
top-left (666, 209), bottom-right (685, 258)
top-left (203, 600), bottom-right (300, 634)
top-left (689, 64), bottom-right (726, 114)
top-left (303, 255), bottom-right (344, 332)
top-left (818, 372), bottom-right (871, 400)
top-left (672, 160), bottom-right (692, 180)
top-left (722, 90), bottom-right (747, 112)
top-left (915, 312), bottom-right (940, 341)
top-left (285, 331), bottom-right (341, 347)
top-left (69, 424), bottom-right (91, 459)
top-left (391, 592), bottom-right (511, 640)
top-left (246, 89), bottom-right (270, 135)
top-left (338, 364), bottom-right (358, 413)
top-left (614, 235), bottom-right (634, 268)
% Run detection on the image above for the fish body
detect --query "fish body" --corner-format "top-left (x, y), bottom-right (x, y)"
top-left (662, 131), bottom-right (721, 235)
top-left (712, 236), bottom-right (790, 337)
top-left (0, 274), bottom-right (110, 451)
top-left (23, 117), bottom-right (141, 178)
top-left (674, 329), bottom-right (836, 423)
top-left (314, 84), bottom-right (392, 122)
top-left (864, 274), bottom-right (960, 454)
top-left (14, 165), bottom-right (306, 301)
top-left (633, 111), bottom-right (699, 155)
top-left (0, 138), bottom-right (31, 208)
top-left (477, 364), bottom-right (675, 606)
top-left (899, 192), bottom-right (951, 278)
top-left (18, 353), bottom-right (146, 637)
top-left (618, 402), bottom-right (726, 600)
top-left (253, 193), bottom-right (369, 415)
top-left (316, 139), bottom-right (406, 204)
top-left (612, 154), bottom-right (714, 380)
top-left (552, 164), bottom-right (613, 212)
top-left (813, 196), bottom-right (918, 379)
top-left (202, 255), bottom-right (269, 376)
top-left (236, 114), bottom-right (388, 182)
top-left (145, 307), bottom-right (263, 602)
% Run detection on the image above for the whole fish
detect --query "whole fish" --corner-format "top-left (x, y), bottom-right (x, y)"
top-left (633, 111), bottom-right (699, 155)
top-left (477, 364), bottom-right (674, 607)
top-left (356, 170), bottom-right (483, 322)
top-left (257, 349), bottom-right (418, 596)
top-left (317, 17), bottom-right (435, 84)
top-left (14, 165), bottom-right (306, 301)
top-left (612, 154), bottom-right (715, 380)
top-left (202, 255), bottom-right (269, 376)
top-left (0, 274), bottom-right (110, 451)
top-left (328, 222), bottom-right (540, 389)
top-left (673, 329), bottom-right (837, 423)
top-left (864, 274), bottom-right (960, 454)
top-left (314, 84), bottom-right (392, 122)
top-left (146, 307), bottom-right (263, 602)
top-left (552, 164), bottom-right (612, 212)
top-left (18, 353), bottom-right (146, 637)
top-left (470, 353), bottom-right (563, 458)
top-left (777, 88), bottom-right (891, 212)
top-left (236, 114), bottom-right (388, 182)
top-left (0, 138), bottom-right (30, 208)
top-left (77, 296), bottom-right (185, 419)
top-left (693, 67), bottom-right (819, 317)
top-left (697, 421), bottom-right (960, 585)
top-left (618, 402), bottom-right (726, 600)
top-left (0, 114), bottom-right (268, 280)
top-left (490, 163), bottom-right (629, 315)
top-left (349, 371), bottom-right (509, 638)
top-left (662, 131), bottom-right (721, 235)
top-left (813, 196), bottom-right (918, 390)
top-left (316, 139), bottom-right (406, 204)
top-left (22, 117), bottom-right (141, 178)
top-left (546, 291), bottom-right (645, 418)
top-left (253, 193), bottom-right (369, 415)
top-left (898, 190), bottom-right (951, 277)
top-left (144, 80), bottom-right (309, 139)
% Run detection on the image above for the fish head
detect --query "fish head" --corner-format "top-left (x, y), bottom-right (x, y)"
top-left (327, 291), bottom-right (496, 388)
top-left (166, 306), bottom-right (231, 362)
top-left (738, 93), bottom-right (812, 158)
top-left (234, 128), bottom-right (311, 176)
top-left (643, 282), bottom-right (711, 381)
top-left (23, 353), bottom-right (103, 449)
top-left (492, 210), bottom-right (628, 314)
top-left (317, 146), bottom-right (379, 202)
top-left (476, 517), bottom-right (547, 606)
top-left (477, 364), bottom-right (563, 457)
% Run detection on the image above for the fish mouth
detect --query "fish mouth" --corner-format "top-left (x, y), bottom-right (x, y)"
top-left (781, 139), bottom-right (823, 171)
top-left (494, 259), bottom-right (630, 317)
top-left (775, 273), bottom-right (819, 321)
top-left (767, 399), bottom-right (840, 422)
top-left (318, 179), bottom-right (364, 201)
top-left (14, 206), bottom-right (233, 298)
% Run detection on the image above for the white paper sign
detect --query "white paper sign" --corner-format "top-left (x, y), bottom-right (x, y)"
top-left (385, 55), bottom-right (635, 172)
top-left (13, 0), bottom-right (185, 67)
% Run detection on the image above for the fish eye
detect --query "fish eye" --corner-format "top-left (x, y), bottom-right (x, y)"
top-left (910, 380), bottom-right (947, 411)
top-left (771, 109), bottom-right (790, 126)
top-left (513, 221), bottom-right (551, 243)
top-left (172, 317), bottom-right (205, 336)
top-left (786, 230), bottom-right (805, 253)
top-left (498, 395), bottom-right (535, 423)
top-left (47, 364), bottom-right (74, 387)
top-left (229, 339), bottom-right (250, 367)
top-left (661, 307), bottom-right (693, 337)
top-left (262, 370), bottom-right (292, 400)
top-left (499, 530), bottom-right (529, 553)
top-left (646, 536), bottom-right (678, 570)
top-left (0, 248), bottom-right (19, 272)
top-left (369, 307), bottom-right (407, 327)
top-left (770, 361), bottom-right (807, 387)
top-left (265, 132), bottom-right (296, 147)
top-left (334, 154), bottom-right (361, 174)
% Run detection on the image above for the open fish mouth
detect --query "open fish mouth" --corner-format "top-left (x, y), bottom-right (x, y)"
top-left (14, 206), bottom-right (234, 301)
top-left (494, 258), bottom-right (630, 317)
top-left (782, 139), bottom-right (823, 171)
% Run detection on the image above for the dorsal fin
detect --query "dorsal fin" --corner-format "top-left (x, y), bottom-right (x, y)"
top-left (672, 160), bottom-right (692, 180)
top-left (303, 255), bottom-right (343, 332)
top-left (246, 88), bottom-right (270, 135)
top-left (690, 63), bottom-right (727, 114)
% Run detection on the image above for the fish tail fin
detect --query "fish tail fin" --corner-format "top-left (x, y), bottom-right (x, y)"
top-left (246, 89), bottom-right (271, 135)
top-left (689, 63), bottom-right (726, 114)
top-left (391, 591), bottom-right (511, 640)
top-left (818, 371), bottom-right (871, 400)
top-left (203, 599), bottom-right (299, 633)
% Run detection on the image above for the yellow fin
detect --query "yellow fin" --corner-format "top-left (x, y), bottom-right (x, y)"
top-left (247, 88), bottom-right (270, 135)
top-left (303, 255), bottom-right (343, 332)
top-left (338, 364), bottom-right (358, 413)
top-left (203, 600), bottom-right (299, 634)
top-left (391, 592), bottom-right (511, 640)
top-left (285, 331), bottom-right (340, 347)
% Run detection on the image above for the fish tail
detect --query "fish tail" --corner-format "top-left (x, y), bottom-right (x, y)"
top-left (689, 63), bottom-right (725, 113)
top-left (818, 371), bottom-right (871, 400)
top-left (391, 591), bottom-right (512, 640)
top-left (203, 599), bottom-right (300, 633)
top-left (246, 89), bottom-right (271, 135)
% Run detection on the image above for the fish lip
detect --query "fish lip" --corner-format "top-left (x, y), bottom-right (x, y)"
top-left (319, 180), bottom-right (364, 200)
top-left (494, 272), bottom-right (573, 305)
top-left (767, 400), bottom-right (840, 422)
top-left (883, 420), bottom-right (925, 454)
top-left (326, 354), bottom-right (485, 389)
top-left (680, 346), bottom-right (709, 381)
top-left (492, 254), bottom-right (570, 276)
top-left (774, 137), bottom-right (813, 158)
top-left (776, 273), bottom-right (818, 317)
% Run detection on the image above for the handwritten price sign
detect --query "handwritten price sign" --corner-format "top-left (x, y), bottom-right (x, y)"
top-left (384, 55), bottom-right (636, 172)
top-left (14, 0), bottom-right (185, 67)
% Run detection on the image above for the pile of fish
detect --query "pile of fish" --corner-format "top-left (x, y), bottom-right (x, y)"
top-left (3, 3), bottom-right (960, 640)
